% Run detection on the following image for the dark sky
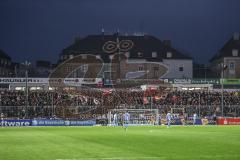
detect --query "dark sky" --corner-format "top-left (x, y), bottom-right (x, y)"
top-left (1, 0), bottom-right (240, 64)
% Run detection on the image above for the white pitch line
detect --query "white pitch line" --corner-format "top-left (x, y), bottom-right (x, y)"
top-left (56, 157), bottom-right (165, 160)
top-left (55, 154), bottom-right (240, 160)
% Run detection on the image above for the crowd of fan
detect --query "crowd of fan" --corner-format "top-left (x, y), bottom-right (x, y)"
top-left (154, 91), bottom-right (240, 106)
top-left (0, 89), bottom-right (240, 118)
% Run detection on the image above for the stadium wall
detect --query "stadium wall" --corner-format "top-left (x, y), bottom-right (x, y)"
top-left (0, 118), bottom-right (217, 126)
top-left (217, 117), bottom-right (240, 125)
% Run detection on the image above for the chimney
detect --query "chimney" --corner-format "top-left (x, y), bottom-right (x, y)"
top-left (163, 40), bottom-right (171, 47)
top-left (233, 32), bottom-right (239, 40)
top-left (101, 28), bottom-right (105, 35)
top-left (101, 28), bottom-right (105, 40)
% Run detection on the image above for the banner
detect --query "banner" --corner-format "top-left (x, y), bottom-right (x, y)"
top-left (0, 78), bottom-right (102, 85)
top-left (164, 79), bottom-right (220, 84)
top-left (160, 118), bottom-right (213, 125)
top-left (0, 120), bottom-right (31, 126)
top-left (217, 117), bottom-right (240, 125)
top-left (221, 79), bottom-right (240, 85)
top-left (31, 119), bottom-right (96, 126)
top-left (0, 78), bottom-right (48, 84)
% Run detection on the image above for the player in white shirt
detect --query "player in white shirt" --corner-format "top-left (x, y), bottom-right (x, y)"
top-left (193, 113), bottom-right (197, 126)
top-left (166, 112), bottom-right (171, 128)
top-left (113, 113), bottom-right (118, 126)
top-left (123, 112), bottom-right (130, 131)
top-left (0, 113), bottom-right (4, 127)
top-left (0, 113), bottom-right (3, 120)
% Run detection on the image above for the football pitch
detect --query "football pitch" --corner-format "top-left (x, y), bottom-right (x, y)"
top-left (0, 126), bottom-right (240, 160)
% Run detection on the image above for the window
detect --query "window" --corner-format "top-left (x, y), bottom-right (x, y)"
top-left (69, 54), bottom-right (74, 59)
top-left (153, 67), bottom-right (159, 78)
top-left (179, 67), bottom-right (184, 71)
top-left (229, 62), bottom-right (235, 70)
top-left (232, 49), bottom-right (238, 57)
top-left (167, 52), bottom-right (172, 58)
top-left (67, 66), bottom-right (73, 72)
top-left (138, 65), bottom-right (144, 71)
top-left (138, 52), bottom-right (143, 57)
top-left (152, 52), bottom-right (157, 58)
top-left (80, 65), bottom-right (88, 72)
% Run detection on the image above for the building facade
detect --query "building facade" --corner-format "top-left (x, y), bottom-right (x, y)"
top-left (0, 49), bottom-right (13, 77)
top-left (54, 34), bottom-right (193, 84)
top-left (210, 33), bottom-right (240, 78)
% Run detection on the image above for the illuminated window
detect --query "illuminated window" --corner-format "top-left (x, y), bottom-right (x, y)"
top-left (167, 52), bottom-right (172, 58)
top-left (138, 52), bottom-right (143, 57)
top-left (152, 52), bottom-right (157, 58)
top-left (69, 54), bottom-right (74, 59)
top-left (232, 49), bottom-right (238, 57)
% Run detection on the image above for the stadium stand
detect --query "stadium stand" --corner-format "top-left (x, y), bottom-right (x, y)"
top-left (0, 89), bottom-right (240, 119)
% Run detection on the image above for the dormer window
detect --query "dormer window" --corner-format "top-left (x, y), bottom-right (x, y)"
top-left (232, 49), bottom-right (238, 57)
top-left (167, 52), bottom-right (172, 58)
top-left (152, 52), bottom-right (157, 58)
top-left (138, 52), bottom-right (143, 57)
top-left (69, 54), bottom-right (74, 59)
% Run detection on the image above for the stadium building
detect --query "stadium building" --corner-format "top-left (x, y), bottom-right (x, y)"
top-left (0, 49), bottom-right (13, 77)
top-left (56, 33), bottom-right (193, 85)
top-left (210, 32), bottom-right (240, 78)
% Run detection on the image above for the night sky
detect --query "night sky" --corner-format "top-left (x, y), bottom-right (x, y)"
top-left (1, 0), bottom-right (240, 64)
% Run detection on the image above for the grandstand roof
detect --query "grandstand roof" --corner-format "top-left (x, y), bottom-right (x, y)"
top-left (60, 34), bottom-right (192, 63)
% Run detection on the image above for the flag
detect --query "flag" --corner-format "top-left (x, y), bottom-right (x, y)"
top-left (143, 97), bottom-right (149, 104)
top-left (102, 89), bottom-right (112, 96)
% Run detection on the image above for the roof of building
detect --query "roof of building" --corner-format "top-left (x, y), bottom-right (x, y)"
top-left (0, 49), bottom-right (11, 60)
top-left (60, 34), bottom-right (192, 63)
top-left (210, 33), bottom-right (240, 62)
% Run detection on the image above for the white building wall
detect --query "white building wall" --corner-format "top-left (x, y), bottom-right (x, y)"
top-left (161, 59), bottom-right (193, 78)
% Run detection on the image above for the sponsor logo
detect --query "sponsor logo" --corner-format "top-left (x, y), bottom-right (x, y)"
top-left (0, 120), bottom-right (31, 126)
top-left (224, 119), bottom-right (228, 125)
top-left (64, 120), bottom-right (70, 126)
top-left (32, 120), bottom-right (38, 126)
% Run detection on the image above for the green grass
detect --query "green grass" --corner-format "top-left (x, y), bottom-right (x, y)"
top-left (0, 126), bottom-right (240, 160)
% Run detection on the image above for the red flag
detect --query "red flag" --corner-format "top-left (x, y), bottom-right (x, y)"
top-left (103, 89), bottom-right (112, 96)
